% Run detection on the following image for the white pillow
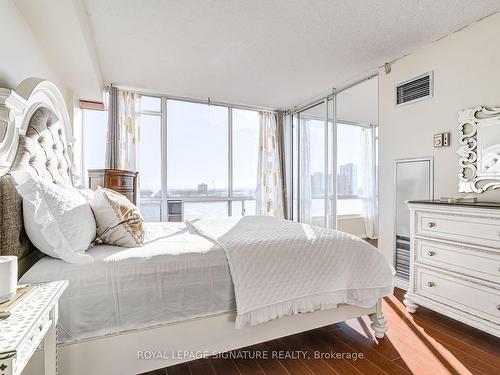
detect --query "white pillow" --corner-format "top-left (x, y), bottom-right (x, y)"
top-left (12, 171), bottom-right (96, 263)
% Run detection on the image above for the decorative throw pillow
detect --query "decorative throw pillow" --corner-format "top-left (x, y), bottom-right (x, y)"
top-left (88, 187), bottom-right (144, 247)
top-left (12, 171), bottom-right (96, 263)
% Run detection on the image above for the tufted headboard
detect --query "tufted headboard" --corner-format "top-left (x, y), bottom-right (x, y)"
top-left (0, 78), bottom-right (74, 277)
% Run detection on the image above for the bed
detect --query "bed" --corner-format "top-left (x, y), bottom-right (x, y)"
top-left (0, 78), bottom-right (393, 375)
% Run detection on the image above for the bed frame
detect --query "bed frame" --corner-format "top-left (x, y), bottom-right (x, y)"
top-left (0, 78), bottom-right (387, 375)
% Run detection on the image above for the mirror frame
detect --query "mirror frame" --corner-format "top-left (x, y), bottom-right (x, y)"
top-left (457, 106), bottom-right (500, 193)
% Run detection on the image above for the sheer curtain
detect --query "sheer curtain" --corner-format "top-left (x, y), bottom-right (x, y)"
top-left (256, 112), bottom-right (285, 218)
top-left (299, 122), bottom-right (312, 224)
top-left (282, 113), bottom-right (293, 219)
top-left (105, 86), bottom-right (118, 169)
top-left (361, 126), bottom-right (378, 238)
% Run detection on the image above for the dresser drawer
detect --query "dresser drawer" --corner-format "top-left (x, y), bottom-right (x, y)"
top-left (107, 175), bottom-right (134, 189)
top-left (416, 211), bottom-right (500, 248)
top-left (415, 266), bottom-right (500, 325)
top-left (14, 313), bottom-right (52, 373)
top-left (415, 239), bottom-right (500, 283)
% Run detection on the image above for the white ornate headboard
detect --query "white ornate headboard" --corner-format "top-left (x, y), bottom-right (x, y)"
top-left (0, 78), bottom-right (75, 277)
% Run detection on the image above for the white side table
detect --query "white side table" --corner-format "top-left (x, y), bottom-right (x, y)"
top-left (0, 281), bottom-right (68, 375)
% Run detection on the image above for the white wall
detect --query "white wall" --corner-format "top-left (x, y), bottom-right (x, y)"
top-left (0, 0), bottom-right (65, 92)
top-left (338, 216), bottom-right (366, 238)
top-left (14, 0), bottom-right (104, 101)
top-left (378, 12), bottom-right (500, 264)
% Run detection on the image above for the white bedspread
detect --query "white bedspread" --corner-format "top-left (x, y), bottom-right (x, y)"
top-left (188, 216), bottom-right (394, 328)
top-left (20, 222), bottom-right (235, 343)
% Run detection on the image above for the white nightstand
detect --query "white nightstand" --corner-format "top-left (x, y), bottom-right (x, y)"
top-left (0, 281), bottom-right (68, 375)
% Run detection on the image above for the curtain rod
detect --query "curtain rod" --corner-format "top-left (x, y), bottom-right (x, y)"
top-left (298, 113), bottom-right (377, 128)
top-left (112, 84), bottom-right (278, 113)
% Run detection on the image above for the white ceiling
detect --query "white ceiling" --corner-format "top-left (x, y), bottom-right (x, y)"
top-left (81, 1), bottom-right (498, 108)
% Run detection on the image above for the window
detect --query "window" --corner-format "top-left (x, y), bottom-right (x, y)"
top-left (232, 109), bottom-right (259, 197)
top-left (232, 199), bottom-right (256, 216)
top-left (138, 114), bottom-right (162, 221)
top-left (138, 96), bottom-right (163, 221)
top-left (133, 96), bottom-right (263, 220)
top-left (291, 102), bottom-right (375, 226)
top-left (140, 96), bottom-right (161, 112)
top-left (303, 116), bottom-right (326, 226)
top-left (337, 123), bottom-right (363, 216)
top-left (83, 109), bottom-right (108, 170)
top-left (232, 108), bottom-right (260, 215)
top-left (167, 100), bottom-right (228, 197)
top-left (296, 101), bottom-right (329, 227)
top-left (81, 93), bottom-right (265, 221)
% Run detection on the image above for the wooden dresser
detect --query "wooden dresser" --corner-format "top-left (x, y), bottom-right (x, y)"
top-left (405, 200), bottom-right (500, 337)
top-left (88, 169), bottom-right (138, 204)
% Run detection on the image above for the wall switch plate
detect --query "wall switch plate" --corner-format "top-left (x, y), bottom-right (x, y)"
top-left (442, 132), bottom-right (450, 146)
top-left (434, 132), bottom-right (450, 147)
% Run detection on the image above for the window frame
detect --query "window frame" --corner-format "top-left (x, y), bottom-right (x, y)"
top-left (81, 107), bottom-right (108, 183)
top-left (136, 93), bottom-right (270, 220)
top-left (138, 96), bottom-right (163, 221)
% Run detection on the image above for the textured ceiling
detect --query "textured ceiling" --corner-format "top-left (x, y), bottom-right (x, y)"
top-left (84, 0), bottom-right (500, 109)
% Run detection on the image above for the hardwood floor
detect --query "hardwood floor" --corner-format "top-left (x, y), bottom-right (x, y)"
top-left (140, 288), bottom-right (500, 375)
top-left (363, 239), bottom-right (378, 248)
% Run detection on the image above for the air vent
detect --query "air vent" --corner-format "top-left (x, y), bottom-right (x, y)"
top-left (395, 235), bottom-right (410, 280)
top-left (395, 72), bottom-right (433, 106)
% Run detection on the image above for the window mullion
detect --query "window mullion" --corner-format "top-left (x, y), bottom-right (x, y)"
top-left (228, 106), bottom-right (233, 216)
top-left (161, 97), bottom-right (168, 221)
top-left (324, 98), bottom-right (329, 228)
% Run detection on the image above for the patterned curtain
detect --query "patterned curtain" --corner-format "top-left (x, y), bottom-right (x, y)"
top-left (256, 112), bottom-right (285, 218)
top-left (116, 91), bottom-right (141, 171)
top-left (106, 88), bottom-right (141, 171)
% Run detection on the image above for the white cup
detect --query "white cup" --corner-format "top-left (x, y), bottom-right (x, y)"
top-left (0, 256), bottom-right (18, 303)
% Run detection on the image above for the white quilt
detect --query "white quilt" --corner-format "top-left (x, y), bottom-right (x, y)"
top-left (188, 216), bottom-right (394, 328)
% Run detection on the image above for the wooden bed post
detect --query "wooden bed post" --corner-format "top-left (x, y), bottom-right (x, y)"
top-left (369, 299), bottom-right (387, 339)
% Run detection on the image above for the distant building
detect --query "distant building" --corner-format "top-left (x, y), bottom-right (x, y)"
top-left (338, 163), bottom-right (358, 195)
top-left (198, 183), bottom-right (208, 195)
top-left (311, 172), bottom-right (324, 197)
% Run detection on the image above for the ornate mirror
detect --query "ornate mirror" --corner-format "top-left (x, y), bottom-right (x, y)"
top-left (457, 106), bottom-right (500, 193)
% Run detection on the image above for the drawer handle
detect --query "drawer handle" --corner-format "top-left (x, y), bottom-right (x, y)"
top-left (427, 222), bottom-right (436, 228)
top-left (427, 250), bottom-right (436, 256)
top-left (427, 281), bottom-right (435, 288)
top-left (497, 305), bottom-right (500, 311)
